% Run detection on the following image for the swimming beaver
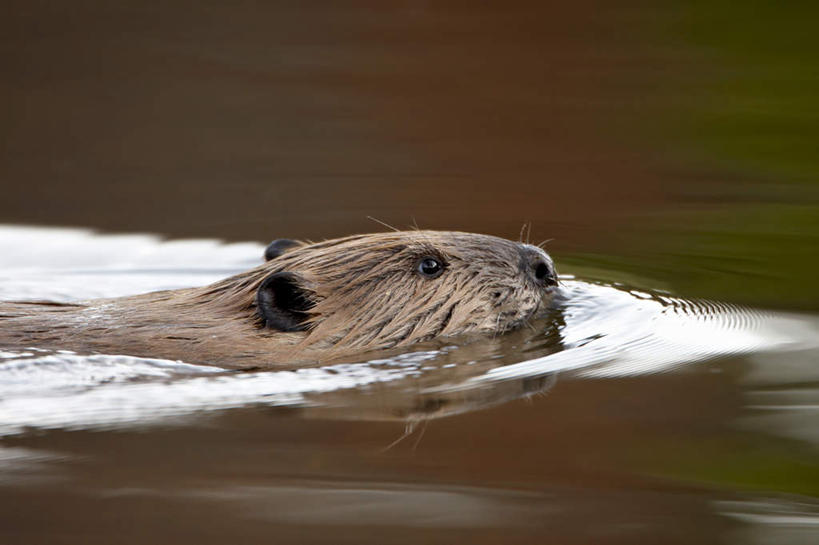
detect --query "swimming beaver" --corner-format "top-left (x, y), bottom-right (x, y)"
top-left (0, 231), bottom-right (557, 368)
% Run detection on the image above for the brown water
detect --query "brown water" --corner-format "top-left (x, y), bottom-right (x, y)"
top-left (2, 2), bottom-right (819, 544)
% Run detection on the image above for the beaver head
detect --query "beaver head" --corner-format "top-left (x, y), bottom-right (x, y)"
top-left (244, 231), bottom-right (557, 354)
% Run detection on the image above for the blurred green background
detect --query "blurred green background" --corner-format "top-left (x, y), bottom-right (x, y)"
top-left (567, 0), bottom-right (819, 309)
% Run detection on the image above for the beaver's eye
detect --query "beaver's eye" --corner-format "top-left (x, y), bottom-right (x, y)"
top-left (417, 256), bottom-right (444, 278)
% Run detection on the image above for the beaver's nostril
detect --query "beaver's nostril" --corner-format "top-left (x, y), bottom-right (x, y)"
top-left (534, 261), bottom-right (550, 281)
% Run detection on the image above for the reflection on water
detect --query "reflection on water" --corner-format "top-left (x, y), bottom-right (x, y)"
top-left (718, 498), bottom-right (819, 545)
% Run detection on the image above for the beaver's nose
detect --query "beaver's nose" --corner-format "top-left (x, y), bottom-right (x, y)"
top-left (519, 245), bottom-right (558, 287)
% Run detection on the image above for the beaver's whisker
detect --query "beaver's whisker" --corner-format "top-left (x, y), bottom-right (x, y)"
top-left (537, 238), bottom-right (554, 249)
top-left (366, 216), bottom-right (400, 232)
top-left (523, 317), bottom-right (536, 333)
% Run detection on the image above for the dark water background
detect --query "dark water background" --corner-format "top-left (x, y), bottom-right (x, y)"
top-left (1, 2), bottom-right (818, 543)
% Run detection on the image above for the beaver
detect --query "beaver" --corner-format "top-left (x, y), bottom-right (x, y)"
top-left (0, 231), bottom-right (557, 368)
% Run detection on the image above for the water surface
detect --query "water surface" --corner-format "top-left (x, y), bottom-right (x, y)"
top-left (1, 226), bottom-right (818, 544)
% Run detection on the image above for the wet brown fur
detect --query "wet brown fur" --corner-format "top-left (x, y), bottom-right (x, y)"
top-left (0, 231), bottom-right (555, 369)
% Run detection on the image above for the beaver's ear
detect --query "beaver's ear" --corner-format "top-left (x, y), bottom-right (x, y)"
top-left (256, 272), bottom-right (314, 332)
top-left (264, 239), bottom-right (304, 261)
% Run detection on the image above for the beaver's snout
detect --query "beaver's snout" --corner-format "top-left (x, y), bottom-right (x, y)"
top-left (519, 244), bottom-right (558, 288)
